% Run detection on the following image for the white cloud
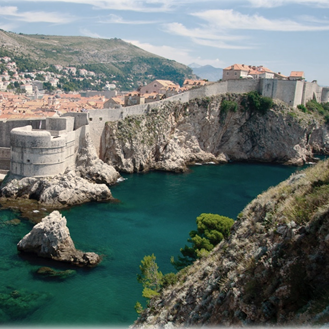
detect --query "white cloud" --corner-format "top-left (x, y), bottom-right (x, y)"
top-left (163, 22), bottom-right (243, 41)
top-left (193, 9), bottom-right (329, 31)
top-left (99, 14), bottom-right (158, 24)
top-left (163, 22), bottom-right (252, 49)
top-left (0, 6), bottom-right (74, 23)
top-left (79, 28), bottom-right (104, 38)
top-left (0, 21), bottom-right (17, 31)
top-left (248, 0), bottom-right (329, 8)
top-left (0, 0), bottom-right (180, 13)
top-left (125, 39), bottom-right (225, 67)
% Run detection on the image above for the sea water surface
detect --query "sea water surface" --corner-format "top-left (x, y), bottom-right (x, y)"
top-left (0, 162), bottom-right (306, 325)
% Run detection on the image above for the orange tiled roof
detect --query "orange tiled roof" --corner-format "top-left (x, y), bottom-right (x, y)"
top-left (290, 71), bottom-right (304, 77)
top-left (224, 64), bottom-right (250, 71)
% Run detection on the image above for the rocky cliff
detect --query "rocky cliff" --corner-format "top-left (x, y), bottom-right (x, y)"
top-left (17, 211), bottom-right (100, 266)
top-left (134, 159), bottom-right (329, 327)
top-left (104, 95), bottom-right (329, 173)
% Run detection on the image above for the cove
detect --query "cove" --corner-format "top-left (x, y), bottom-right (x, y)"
top-left (0, 162), bottom-right (306, 326)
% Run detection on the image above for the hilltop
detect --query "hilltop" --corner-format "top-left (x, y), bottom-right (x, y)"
top-left (0, 29), bottom-right (194, 90)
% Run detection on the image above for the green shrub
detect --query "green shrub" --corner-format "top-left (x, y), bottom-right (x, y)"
top-left (244, 91), bottom-right (273, 114)
top-left (297, 104), bottom-right (307, 113)
top-left (324, 114), bottom-right (329, 124)
top-left (220, 99), bottom-right (238, 113)
top-left (161, 273), bottom-right (178, 288)
top-left (306, 99), bottom-right (323, 113)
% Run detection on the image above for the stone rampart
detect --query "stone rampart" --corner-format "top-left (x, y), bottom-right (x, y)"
top-left (0, 147), bottom-right (10, 170)
top-left (0, 119), bottom-right (46, 148)
top-left (9, 116), bottom-right (87, 178)
top-left (10, 126), bottom-right (67, 177)
top-left (322, 88), bottom-right (329, 103)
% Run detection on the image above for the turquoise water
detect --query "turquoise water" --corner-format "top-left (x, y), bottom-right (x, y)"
top-left (0, 162), bottom-right (305, 325)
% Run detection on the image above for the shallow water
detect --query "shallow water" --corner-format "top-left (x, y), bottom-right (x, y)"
top-left (0, 162), bottom-right (305, 325)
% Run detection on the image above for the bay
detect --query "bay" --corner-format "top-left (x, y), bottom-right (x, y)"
top-left (0, 162), bottom-right (305, 326)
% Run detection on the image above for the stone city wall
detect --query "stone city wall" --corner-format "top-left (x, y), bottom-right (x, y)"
top-left (0, 119), bottom-right (46, 148)
top-left (0, 147), bottom-right (10, 171)
top-left (9, 117), bottom-right (87, 178)
top-left (1, 79), bottom-right (328, 168)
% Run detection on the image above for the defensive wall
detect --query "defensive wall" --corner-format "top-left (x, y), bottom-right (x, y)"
top-left (1, 78), bottom-right (328, 173)
top-left (10, 116), bottom-right (87, 178)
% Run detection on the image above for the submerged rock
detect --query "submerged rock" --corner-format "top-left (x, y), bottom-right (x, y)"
top-left (17, 211), bottom-right (100, 267)
top-left (0, 287), bottom-right (49, 323)
top-left (35, 266), bottom-right (76, 280)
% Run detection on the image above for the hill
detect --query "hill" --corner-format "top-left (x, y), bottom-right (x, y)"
top-left (0, 29), bottom-right (194, 90)
top-left (189, 63), bottom-right (223, 81)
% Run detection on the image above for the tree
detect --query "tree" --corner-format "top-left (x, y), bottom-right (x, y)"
top-left (137, 254), bottom-right (163, 299)
top-left (43, 81), bottom-right (55, 92)
top-left (135, 254), bottom-right (164, 315)
top-left (171, 213), bottom-right (234, 270)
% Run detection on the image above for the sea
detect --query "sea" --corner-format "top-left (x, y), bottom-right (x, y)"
top-left (0, 162), bottom-right (308, 326)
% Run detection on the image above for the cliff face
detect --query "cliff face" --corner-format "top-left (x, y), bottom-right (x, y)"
top-left (104, 95), bottom-right (329, 173)
top-left (134, 159), bottom-right (329, 327)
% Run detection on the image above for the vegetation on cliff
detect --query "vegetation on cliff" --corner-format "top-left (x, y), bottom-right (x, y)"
top-left (134, 159), bottom-right (329, 327)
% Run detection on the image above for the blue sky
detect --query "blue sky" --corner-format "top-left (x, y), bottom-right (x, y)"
top-left (0, 0), bottom-right (328, 85)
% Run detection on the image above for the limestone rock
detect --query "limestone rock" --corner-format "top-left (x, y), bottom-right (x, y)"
top-left (1, 171), bottom-right (113, 208)
top-left (75, 133), bottom-right (120, 185)
top-left (104, 97), bottom-right (328, 173)
top-left (35, 267), bottom-right (76, 279)
top-left (17, 211), bottom-right (100, 267)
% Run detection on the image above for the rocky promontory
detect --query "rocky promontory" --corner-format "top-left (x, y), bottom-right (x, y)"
top-left (134, 159), bottom-right (329, 327)
top-left (17, 211), bottom-right (100, 267)
top-left (104, 95), bottom-right (329, 172)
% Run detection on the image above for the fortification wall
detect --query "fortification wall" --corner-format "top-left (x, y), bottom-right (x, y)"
top-left (322, 88), bottom-right (329, 103)
top-left (0, 147), bottom-right (10, 170)
top-left (9, 116), bottom-right (87, 178)
top-left (303, 82), bottom-right (323, 104)
top-left (62, 112), bottom-right (88, 130)
top-left (0, 119), bottom-right (46, 148)
top-left (10, 126), bottom-right (67, 177)
top-left (261, 80), bottom-right (302, 107)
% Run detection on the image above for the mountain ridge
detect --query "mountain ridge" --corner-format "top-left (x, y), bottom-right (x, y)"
top-left (0, 29), bottom-right (194, 89)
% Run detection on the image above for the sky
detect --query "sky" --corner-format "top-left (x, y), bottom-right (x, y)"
top-left (0, 0), bottom-right (328, 85)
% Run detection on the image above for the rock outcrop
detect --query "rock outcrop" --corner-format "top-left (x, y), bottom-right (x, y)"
top-left (133, 159), bottom-right (329, 327)
top-left (17, 211), bottom-right (100, 267)
top-left (1, 170), bottom-right (113, 208)
top-left (104, 96), bottom-right (329, 173)
top-left (76, 133), bottom-right (120, 185)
